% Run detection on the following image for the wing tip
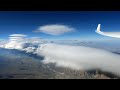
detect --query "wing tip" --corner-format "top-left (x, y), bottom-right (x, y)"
top-left (96, 24), bottom-right (101, 32)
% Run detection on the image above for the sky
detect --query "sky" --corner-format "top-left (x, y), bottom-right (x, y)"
top-left (0, 11), bottom-right (120, 41)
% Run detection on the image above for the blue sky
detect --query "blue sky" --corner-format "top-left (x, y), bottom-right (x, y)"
top-left (0, 11), bottom-right (120, 40)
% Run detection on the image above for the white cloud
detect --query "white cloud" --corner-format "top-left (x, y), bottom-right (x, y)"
top-left (4, 41), bottom-right (26, 50)
top-left (0, 34), bottom-right (46, 50)
top-left (2, 34), bottom-right (28, 50)
top-left (9, 37), bottom-right (25, 41)
top-left (9, 34), bottom-right (27, 37)
top-left (35, 43), bottom-right (120, 76)
top-left (9, 34), bottom-right (27, 42)
top-left (23, 47), bottom-right (36, 53)
top-left (35, 24), bottom-right (75, 35)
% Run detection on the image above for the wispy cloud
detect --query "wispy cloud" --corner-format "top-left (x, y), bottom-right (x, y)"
top-left (34, 24), bottom-right (75, 35)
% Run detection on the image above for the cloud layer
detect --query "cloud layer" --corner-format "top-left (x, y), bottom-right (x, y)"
top-left (35, 44), bottom-right (120, 76)
top-left (1, 34), bottom-right (120, 76)
top-left (35, 24), bottom-right (75, 35)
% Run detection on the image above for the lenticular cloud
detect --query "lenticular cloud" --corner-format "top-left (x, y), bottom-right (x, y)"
top-left (34, 24), bottom-right (75, 35)
top-left (9, 34), bottom-right (27, 37)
